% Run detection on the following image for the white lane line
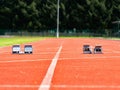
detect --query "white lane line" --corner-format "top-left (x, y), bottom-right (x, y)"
top-left (53, 85), bottom-right (120, 88)
top-left (0, 59), bottom-right (50, 63)
top-left (0, 85), bottom-right (39, 88)
top-left (1, 55), bottom-right (120, 63)
top-left (1, 54), bottom-right (120, 63)
top-left (1, 85), bottom-right (120, 88)
top-left (38, 45), bottom-right (62, 90)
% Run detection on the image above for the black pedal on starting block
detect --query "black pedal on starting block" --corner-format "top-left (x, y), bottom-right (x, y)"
top-left (94, 46), bottom-right (102, 54)
top-left (83, 45), bottom-right (92, 54)
top-left (12, 45), bottom-right (20, 54)
top-left (24, 45), bottom-right (33, 54)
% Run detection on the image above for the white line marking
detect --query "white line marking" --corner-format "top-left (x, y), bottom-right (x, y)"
top-left (1, 85), bottom-right (120, 88)
top-left (1, 55), bottom-right (120, 63)
top-left (58, 56), bottom-right (120, 60)
top-left (38, 45), bottom-right (62, 90)
top-left (53, 85), bottom-right (120, 88)
top-left (0, 59), bottom-right (51, 63)
top-left (0, 85), bottom-right (39, 88)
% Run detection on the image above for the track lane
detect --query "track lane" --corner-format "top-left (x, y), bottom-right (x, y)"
top-left (0, 39), bottom-right (63, 90)
top-left (0, 38), bottom-right (120, 90)
top-left (51, 38), bottom-right (120, 90)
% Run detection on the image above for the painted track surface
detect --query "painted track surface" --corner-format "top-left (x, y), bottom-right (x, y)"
top-left (0, 38), bottom-right (120, 90)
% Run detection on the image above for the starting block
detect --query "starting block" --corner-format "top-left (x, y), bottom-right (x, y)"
top-left (24, 45), bottom-right (33, 54)
top-left (12, 45), bottom-right (20, 54)
top-left (94, 46), bottom-right (102, 54)
top-left (83, 45), bottom-right (92, 54)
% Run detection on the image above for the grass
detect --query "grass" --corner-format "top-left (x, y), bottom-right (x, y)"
top-left (0, 36), bottom-right (46, 47)
top-left (0, 36), bottom-right (119, 47)
top-left (108, 37), bottom-right (120, 40)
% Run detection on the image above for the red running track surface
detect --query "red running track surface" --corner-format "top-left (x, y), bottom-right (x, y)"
top-left (0, 38), bottom-right (120, 90)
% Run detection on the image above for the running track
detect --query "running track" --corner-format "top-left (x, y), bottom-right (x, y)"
top-left (0, 38), bottom-right (120, 90)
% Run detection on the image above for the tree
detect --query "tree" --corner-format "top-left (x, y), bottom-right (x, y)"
top-left (0, 0), bottom-right (120, 34)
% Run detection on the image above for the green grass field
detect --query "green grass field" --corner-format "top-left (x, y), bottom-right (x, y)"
top-left (0, 36), bottom-right (46, 47)
top-left (0, 36), bottom-right (119, 47)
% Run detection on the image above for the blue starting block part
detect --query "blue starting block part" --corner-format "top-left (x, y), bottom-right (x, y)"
top-left (24, 45), bottom-right (33, 54)
top-left (83, 45), bottom-right (92, 54)
top-left (12, 45), bottom-right (20, 54)
top-left (94, 46), bottom-right (102, 54)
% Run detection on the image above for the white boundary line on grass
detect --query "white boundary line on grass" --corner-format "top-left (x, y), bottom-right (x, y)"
top-left (38, 45), bottom-right (62, 90)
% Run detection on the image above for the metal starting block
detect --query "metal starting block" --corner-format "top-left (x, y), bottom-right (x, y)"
top-left (24, 45), bottom-right (33, 54)
top-left (83, 45), bottom-right (92, 54)
top-left (12, 45), bottom-right (20, 54)
top-left (94, 46), bottom-right (102, 54)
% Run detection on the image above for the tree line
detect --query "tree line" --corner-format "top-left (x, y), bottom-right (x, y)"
top-left (0, 0), bottom-right (120, 33)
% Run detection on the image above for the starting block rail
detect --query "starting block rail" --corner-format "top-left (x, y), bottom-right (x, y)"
top-left (83, 45), bottom-right (103, 54)
top-left (12, 45), bottom-right (33, 54)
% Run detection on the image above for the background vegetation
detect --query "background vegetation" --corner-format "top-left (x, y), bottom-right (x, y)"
top-left (0, 0), bottom-right (120, 35)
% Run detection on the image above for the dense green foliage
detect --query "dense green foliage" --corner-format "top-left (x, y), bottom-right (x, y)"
top-left (0, 0), bottom-right (120, 33)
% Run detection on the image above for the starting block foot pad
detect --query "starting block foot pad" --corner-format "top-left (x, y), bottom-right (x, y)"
top-left (94, 46), bottom-right (102, 54)
top-left (24, 45), bottom-right (33, 54)
top-left (83, 45), bottom-right (92, 54)
top-left (12, 45), bottom-right (20, 54)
